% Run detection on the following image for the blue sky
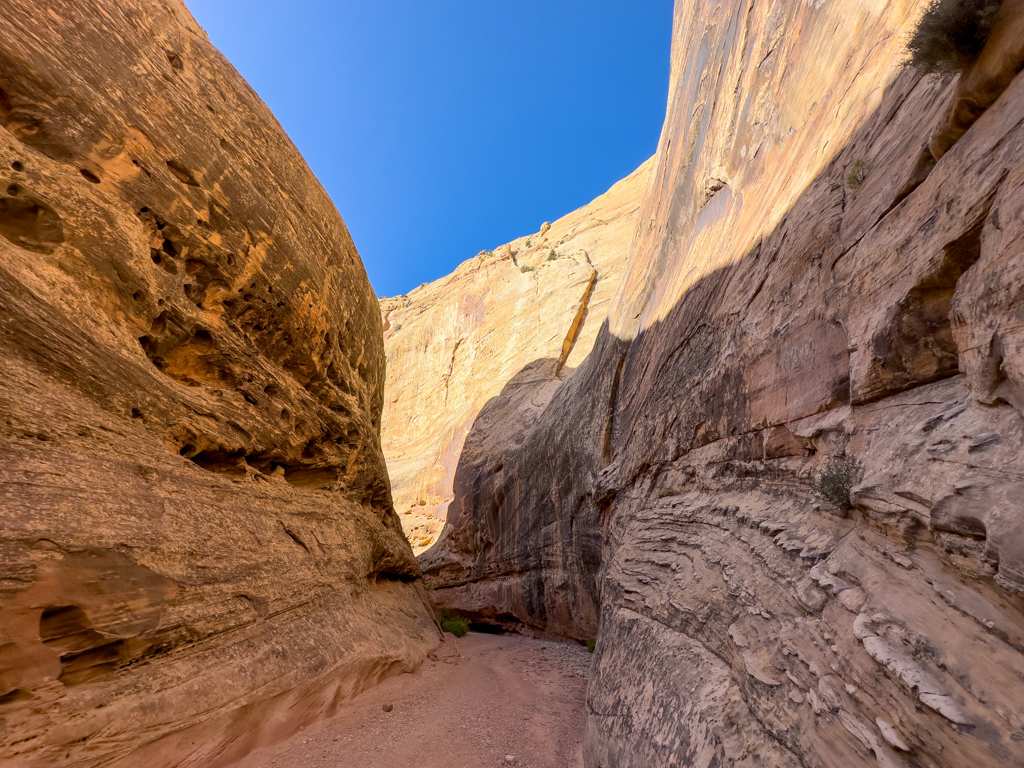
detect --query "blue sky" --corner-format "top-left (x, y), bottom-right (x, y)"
top-left (186, 1), bottom-right (672, 297)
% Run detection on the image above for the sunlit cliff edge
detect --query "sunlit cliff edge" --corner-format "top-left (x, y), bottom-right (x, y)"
top-left (380, 160), bottom-right (652, 552)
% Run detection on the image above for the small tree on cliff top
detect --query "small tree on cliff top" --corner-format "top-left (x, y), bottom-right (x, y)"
top-left (905, 0), bottom-right (1002, 75)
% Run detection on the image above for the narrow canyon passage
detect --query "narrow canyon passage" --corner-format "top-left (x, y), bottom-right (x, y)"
top-left (231, 633), bottom-right (591, 768)
top-left (3, 1), bottom-right (1024, 766)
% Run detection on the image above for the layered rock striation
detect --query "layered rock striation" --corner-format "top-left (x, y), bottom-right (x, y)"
top-left (419, 1), bottom-right (1024, 766)
top-left (380, 160), bottom-right (651, 552)
top-left (0, 2), bottom-right (437, 766)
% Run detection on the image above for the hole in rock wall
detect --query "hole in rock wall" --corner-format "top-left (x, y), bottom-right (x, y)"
top-left (139, 323), bottom-right (238, 389)
top-left (165, 50), bottom-right (183, 71)
top-left (165, 159), bottom-right (199, 186)
top-left (930, 494), bottom-right (988, 540)
top-left (0, 688), bottom-right (32, 705)
top-left (172, 429), bottom-right (347, 492)
top-left (39, 604), bottom-right (90, 642)
top-left (353, 479), bottom-right (392, 517)
top-left (0, 189), bottom-right (63, 251)
top-left (189, 449), bottom-right (247, 476)
top-left (39, 605), bottom-right (126, 686)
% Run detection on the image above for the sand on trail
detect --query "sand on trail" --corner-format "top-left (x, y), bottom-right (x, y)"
top-left (230, 632), bottom-right (591, 768)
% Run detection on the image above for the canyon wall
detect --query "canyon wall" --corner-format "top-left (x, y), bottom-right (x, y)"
top-left (0, 2), bottom-right (437, 766)
top-left (421, 0), bottom-right (1024, 766)
top-left (381, 160), bottom-right (651, 552)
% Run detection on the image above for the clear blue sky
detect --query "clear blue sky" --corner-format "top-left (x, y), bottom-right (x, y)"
top-left (186, 1), bottom-right (672, 297)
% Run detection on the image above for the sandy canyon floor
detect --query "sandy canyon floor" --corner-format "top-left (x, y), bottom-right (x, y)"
top-left (230, 633), bottom-right (591, 768)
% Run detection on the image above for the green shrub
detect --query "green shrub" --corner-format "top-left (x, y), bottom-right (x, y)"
top-left (815, 457), bottom-right (861, 511)
top-left (905, 0), bottom-right (1001, 75)
top-left (525, 239), bottom-right (532, 247)
top-left (440, 608), bottom-right (469, 638)
top-left (585, 637), bottom-right (596, 653)
top-left (521, 265), bottom-right (534, 273)
top-left (846, 159), bottom-right (869, 189)
top-left (547, 250), bottom-right (558, 261)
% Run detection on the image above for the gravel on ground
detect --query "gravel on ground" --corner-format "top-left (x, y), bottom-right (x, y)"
top-left (229, 631), bottom-right (591, 768)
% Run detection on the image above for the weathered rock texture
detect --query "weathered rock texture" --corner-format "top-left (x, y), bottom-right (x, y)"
top-left (0, 2), bottom-right (437, 766)
top-left (422, 1), bottom-right (1024, 766)
top-left (380, 160), bottom-right (651, 552)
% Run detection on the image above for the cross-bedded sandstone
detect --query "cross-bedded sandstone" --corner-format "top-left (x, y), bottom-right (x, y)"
top-left (418, 2), bottom-right (1024, 766)
top-left (0, 2), bottom-right (437, 766)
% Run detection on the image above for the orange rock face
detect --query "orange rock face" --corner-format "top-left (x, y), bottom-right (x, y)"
top-left (380, 161), bottom-right (651, 552)
top-left (0, 2), bottom-right (436, 766)
top-left (419, 1), bottom-right (1024, 766)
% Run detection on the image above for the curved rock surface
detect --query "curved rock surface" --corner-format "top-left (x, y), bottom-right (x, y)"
top-left (420, 1), bottom-right (1024, 766)
top-left (0, 2), bottom-right (437, 766)
top-left (380, 160), bottom-right (651, 552)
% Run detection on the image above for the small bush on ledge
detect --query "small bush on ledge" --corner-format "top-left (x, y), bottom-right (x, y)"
top-left (440, 607), bottom-right (469, 637)
top-left (846, 159), bottom-right (870, 189)
top-left (905, 0), bottom-right (1001, 75)
top-left (815, 457), bottom-right (862, 512)
top-left (585, 637), bottom-right (596, 653)
top-left (521, 265), bottom-right (535, 273)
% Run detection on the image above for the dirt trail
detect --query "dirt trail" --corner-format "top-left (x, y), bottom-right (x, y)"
top-left (230, 632), bottom-right (591, 768)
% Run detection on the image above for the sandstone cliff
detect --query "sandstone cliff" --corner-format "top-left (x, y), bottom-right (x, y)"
top-left (0, 2), bottom-right (437, 766)
top-left (421, 1), bottom-right (1024, 766)
top-left (380, 160), bottom-right (651, 552)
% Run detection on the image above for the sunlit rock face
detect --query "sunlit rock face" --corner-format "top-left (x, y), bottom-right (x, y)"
top-left (380, 160), bottom-right (651, 552)
top-left (0, 2), bottom-right (437, 766)
top-left (422, 0), bottom-right (1024, 765)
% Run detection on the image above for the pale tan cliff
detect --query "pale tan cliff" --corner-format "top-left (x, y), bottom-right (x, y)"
top-left (380, 160), bottom-right (651, 551)
top-left (0, 2), bottom-right (437, 766)
top-left (421, 0), bottom-right (1024, 766)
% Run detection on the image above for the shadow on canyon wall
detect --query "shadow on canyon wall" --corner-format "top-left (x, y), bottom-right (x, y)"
top-left (421, 66), bottom-right (948, 629)
top-left (421, 58), bottom-right (1024, 766)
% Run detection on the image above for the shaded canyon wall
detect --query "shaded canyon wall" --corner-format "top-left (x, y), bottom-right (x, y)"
top-left (420, 0), bottom-right (1024, 766)
top-left (381, 161), bottom-right (651, 552)
top-left (0, 2), bottom-right (438, 766)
